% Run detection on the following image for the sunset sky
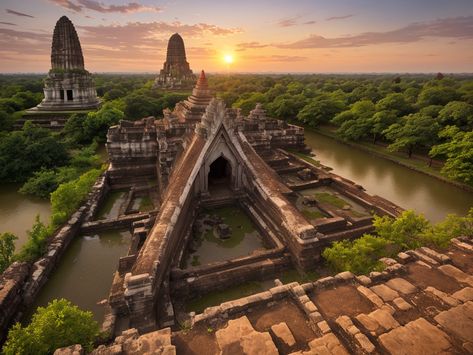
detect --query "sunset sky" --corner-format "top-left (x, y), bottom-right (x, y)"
top-left (1, 0), bottom-right (472, 73)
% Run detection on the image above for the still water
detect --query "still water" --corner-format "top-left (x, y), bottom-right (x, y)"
top-left (0, 184), bottom-right (51, 248)
top-left (28, 230), bottom-right (131, 321)
top-left (304, 130), bottom-right (473, 222)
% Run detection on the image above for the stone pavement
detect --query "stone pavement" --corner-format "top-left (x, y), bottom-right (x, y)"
top-left (55, 237), bottom-right (473, 354)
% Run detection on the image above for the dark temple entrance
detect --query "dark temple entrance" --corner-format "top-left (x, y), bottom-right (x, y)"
top-left (208, 156), bottom-right (232, 194)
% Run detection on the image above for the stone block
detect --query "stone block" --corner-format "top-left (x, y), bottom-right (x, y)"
top-left (425, 286), bottom-right (460, 307)
top-left (452, 287), bottom-right (473, 303)
top-left (309, 311), bottom-right (323, 323)
top-left (385, 278), bottom-right (417, 295)
top-left (298, 295), bottom-right (310, 304)
top-left (370, 284), bottom-right (399, 302)
top-left (317, 320), bottom-right (331, 334)
top-left (368, 309), bottom-right (400, 331)
top-left (335, 271), bottom-right (355, 281)
top-left (53, 345), bottom-right (84, 355)
top-left (379, 318), bottom-right (453, 355)
top-left (356, 275), bottom-right (372, 286)
top-left (354, 333), bottom-right (376, 353)
top-left (393, 297), bottom-right (412, 311)
top-left (438, 264), bottom-right (473, 287)
top-left (270, 322), bottom-right (296, 348)
top-left (397, 252), bottom-right (411, 264)
top-left (307, 333), bottom-right (349, 355)
top-left (357, 285), bottom-right (384, 307)
top-left (216, 316), bottom-right (278, 355)
top-left (434, 301), bottom-right (473, 343)
top-left (303, 301), bottom-right (318, 314)
top-left (292, 285), bottom-right (306, 297)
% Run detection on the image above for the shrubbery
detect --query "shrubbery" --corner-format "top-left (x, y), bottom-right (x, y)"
top-left (50, 168), bottom-right (103, 227)
top-left (3, 299), bottom-right (100, 355)
top-left (15, 167), bottom-right (103, 263)
top-left (20, 143), bottom-right (101, 199)
top-left (0, 232), bottom-right (17, 273)
top-left (15, 216), bottom-right (51, 263)
top-left (323, 209), bottom-right (473, 274)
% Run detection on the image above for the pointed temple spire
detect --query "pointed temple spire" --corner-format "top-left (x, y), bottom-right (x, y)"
top-left (33, 16), bottom-right (99, 111)
top-left (153, 33), bottom-right (196, 89)
top-left (169, 69), bottom-right (213, 123)
top-left (196, 70), bottom-right (208, 88)
top-left (51, 16), bottom-right (85, 70)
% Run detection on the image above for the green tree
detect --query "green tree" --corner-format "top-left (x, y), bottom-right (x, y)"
top-left (233, 92), bottom-right (266, 115)
top-left (376, 93), bottom-right (411, 116)
top-left (417, 86), bottom-right (459, 107)
top-left (15, 216), bottom-right (50, 262)
top-left (3, 299), bottom-right (100, 355)
top-left (430, 126), bottom-right (473, 185)
top-left (0, 110), bottom-right (14, 131)
top-left (438, 101), bottom-right (473, 131)
top-left (370, 110), bottom-right (398, 143)
top-left (0, 232), bottom-right (17, 273)
top-left (384, 113), bottom-right (440, 158)
top-left (296, 95), bottom-right (345, 126)
top-left (83, 106), bottom-right (124, 143)
top-left (0, 121), bottom-right (68, 183)
top-left (322, 234), bottom-right (391, 274)
top-left (373, 210), bottom-right (430, 250)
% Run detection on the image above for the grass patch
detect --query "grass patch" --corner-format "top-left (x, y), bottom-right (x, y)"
top-left (314, 192), bottom-right (348, 209)
top-left (287, 149), bottom-right (321, 167)
top-left (201, 206), bottom-right (258, 248)
top-left (138, 196), bottom-right (154, 212)
top-left (301, 208), bottom-right (326, 220)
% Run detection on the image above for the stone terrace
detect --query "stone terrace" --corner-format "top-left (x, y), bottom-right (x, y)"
top-left (56, 236), bottom-right (473, 354)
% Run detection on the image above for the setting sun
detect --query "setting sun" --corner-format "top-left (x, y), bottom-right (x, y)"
top-left (223, 54), bottom-right (234, 64)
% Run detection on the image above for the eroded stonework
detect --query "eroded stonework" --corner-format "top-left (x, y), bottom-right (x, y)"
top-left (153, 33), bottom-right (196, 90)
top-left (33, 16), bottom-right (99, 111)
top-left (104, 72), bottom-right (402, 336)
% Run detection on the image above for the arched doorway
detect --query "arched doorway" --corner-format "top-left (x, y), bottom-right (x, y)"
top-left (208, 156), bottom-right (232, 194)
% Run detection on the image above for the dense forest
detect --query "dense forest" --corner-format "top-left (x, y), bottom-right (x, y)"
top-left (1, 72), bottom-right (472, 194)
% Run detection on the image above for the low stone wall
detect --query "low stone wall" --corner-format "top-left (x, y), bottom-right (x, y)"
top-left (171, 252), bottom-right (291, 297)
top-left (0, 171), bottom-right (110, 342)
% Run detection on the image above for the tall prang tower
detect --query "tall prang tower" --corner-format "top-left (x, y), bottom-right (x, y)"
top-left (153, 33), bottom-right (196, 90)
top-left (35, 16), bottom-right (100, 111)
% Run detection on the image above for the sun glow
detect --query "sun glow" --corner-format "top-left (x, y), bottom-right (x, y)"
top-left (223, 54), bottom-right (234, 64)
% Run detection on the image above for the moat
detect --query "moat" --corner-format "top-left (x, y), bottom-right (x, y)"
top-left (1, 129), bottom-right (472, 322)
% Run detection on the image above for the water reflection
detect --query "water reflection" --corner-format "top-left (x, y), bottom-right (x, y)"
top-left (304, 130), bottom-right (473, 222)
top-left (0, 184), bottom-right (51, 248)
top-left (28, 230), bottom-right (131, 322)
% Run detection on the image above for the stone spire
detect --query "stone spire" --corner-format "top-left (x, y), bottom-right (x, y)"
top-left (32, 16), bottom-right (100, 111)
top-left (153, 33), bottom-right (196, 89)
top-left (51, 16), bottom-right (85, 70)
top-left (169, 69), bottom-right (213, 123)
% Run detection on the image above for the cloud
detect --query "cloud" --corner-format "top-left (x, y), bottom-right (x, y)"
top-left (0, 21), bottom-right (17, 26)
top-left (48, 0), bottom-right (82, 12)
top-left (278, 16), bottom-right (473, 49)
top-left (277, 16), bottom-right (301, 28)
top-left (236, 42), bottom-right (269, 52)
top-left (6, 9), bottom-right (35, 18)
top-left (249, 55), bottom-right (307, 62)
top-left (326, 14), bottom-right (353, 21)
top-left (48, 0), bottom-right (161, 13)
top-left (276, 16), bottom-right (316, 27)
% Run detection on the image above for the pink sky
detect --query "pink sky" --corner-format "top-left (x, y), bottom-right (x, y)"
top-left (1, 0), bottom-right (472, 73)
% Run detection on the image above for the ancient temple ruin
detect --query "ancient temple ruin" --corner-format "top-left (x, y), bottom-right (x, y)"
top-left (153, 33), bottom-right (196, 90)
top-left (104, 72), bottom-right (402, 335)
top-left (33, 16), bottom-right (99, 111)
